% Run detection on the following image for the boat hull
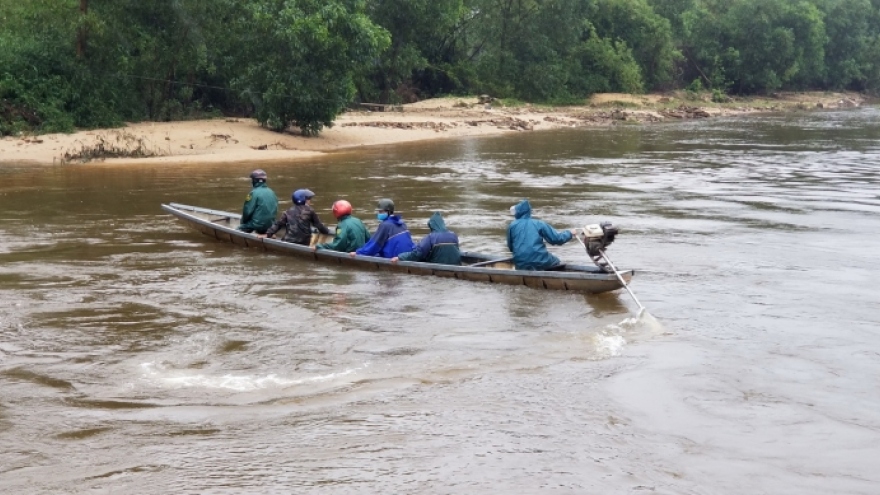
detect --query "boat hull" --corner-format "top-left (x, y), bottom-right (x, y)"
top-left (162, 203), bottom-right (633, 293)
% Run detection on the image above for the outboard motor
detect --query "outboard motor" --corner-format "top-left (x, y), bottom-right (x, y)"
top-left (581, 221), bottom-right (619, 271)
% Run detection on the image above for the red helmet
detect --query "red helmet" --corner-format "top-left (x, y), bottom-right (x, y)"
top-left (332, 200), bottom-right (353, 219)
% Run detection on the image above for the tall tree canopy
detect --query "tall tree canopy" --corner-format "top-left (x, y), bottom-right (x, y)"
top-left (2, 0), bottom-right (880, 135)
top-left (233, 0), bottom-right (389, 135)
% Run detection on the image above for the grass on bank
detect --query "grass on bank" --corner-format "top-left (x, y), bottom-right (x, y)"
top-left (59, 130), bottom-right (165, 164)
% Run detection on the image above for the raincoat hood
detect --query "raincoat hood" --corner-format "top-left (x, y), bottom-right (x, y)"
top-left (386, 214), bottom-right (406, 226)
top-left (513, 200), bottom-right (532, 220)
top-left (427, 212), bottom-right (448, 232)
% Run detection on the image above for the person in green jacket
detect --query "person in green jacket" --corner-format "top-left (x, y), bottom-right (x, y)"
top-left (237, 169), bottom-right (278, 234)
top-left (312, 200), bottom-right (371, 252)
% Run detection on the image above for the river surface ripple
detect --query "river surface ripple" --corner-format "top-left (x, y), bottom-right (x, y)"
top-left (1, 109), bottom-right (879, 494)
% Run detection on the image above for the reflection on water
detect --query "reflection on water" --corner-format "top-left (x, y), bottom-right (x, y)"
top-left (1, 108), bottom-right (880, 494)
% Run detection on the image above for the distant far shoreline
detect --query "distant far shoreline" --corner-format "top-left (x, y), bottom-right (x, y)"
top-left (0, 91), bottom-right (871, 167)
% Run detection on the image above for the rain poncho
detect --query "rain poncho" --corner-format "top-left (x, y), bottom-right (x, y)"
top-left (355, 214), bottom-right (415, 258)
top-left (238, 182), bottom-right (278, 234)
top-left (398, 212), bottom-right (461, 265)
top-left (506, 200), bottom-right (573, 270)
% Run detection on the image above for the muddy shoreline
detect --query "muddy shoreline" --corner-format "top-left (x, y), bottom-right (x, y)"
top-left (0, 91), bottom-right (870, 166)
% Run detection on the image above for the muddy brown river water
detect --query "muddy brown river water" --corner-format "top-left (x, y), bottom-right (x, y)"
top-left (2, 109), bottom-right (879, 494)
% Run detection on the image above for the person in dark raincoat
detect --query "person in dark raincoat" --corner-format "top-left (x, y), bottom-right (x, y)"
top-left (506, 199), bottom-right (576, 270)
top-left (351, 198), bottom-right (415, 258)
top-left (262, 188), bottom-right (331, 245)
top-left (237, 169), bottom-right (278, 234)
top-left (313, 200), bottom-right (371, 252)
top-left (391, 211), bottom-right (461, 265)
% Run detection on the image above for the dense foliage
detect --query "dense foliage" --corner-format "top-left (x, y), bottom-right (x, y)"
top-left (2, 0), bottom-right (879, 135)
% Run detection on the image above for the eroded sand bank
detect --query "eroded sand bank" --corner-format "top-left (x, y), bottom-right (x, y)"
top-left (0, 92), bottom-right (869, 166)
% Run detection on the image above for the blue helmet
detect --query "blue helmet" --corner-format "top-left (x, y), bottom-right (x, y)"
top-left (292, 189), bottom-right (315, 205)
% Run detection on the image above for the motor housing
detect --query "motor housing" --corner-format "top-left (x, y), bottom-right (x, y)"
top-left (581, 221), bottom-right (619, 270)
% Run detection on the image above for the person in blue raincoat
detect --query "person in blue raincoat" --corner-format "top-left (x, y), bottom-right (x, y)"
top-left (391, 211), bottom-right (461, 265)
top-left (506, 199), bottom-right (576, 270)
top-left (350, 198), bottom-right (415, 258)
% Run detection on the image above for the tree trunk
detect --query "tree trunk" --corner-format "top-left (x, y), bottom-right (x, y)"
top-left (76, 0), bottom-right (89, 58)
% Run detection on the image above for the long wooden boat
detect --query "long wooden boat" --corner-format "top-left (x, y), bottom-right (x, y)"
top-left (162, 203), bottom-right (634, 293)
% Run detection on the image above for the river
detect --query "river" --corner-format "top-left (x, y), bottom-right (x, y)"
top-left (1, 108), bottom-right (879, 494)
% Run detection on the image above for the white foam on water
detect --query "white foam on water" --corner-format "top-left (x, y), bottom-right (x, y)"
top-left (614, 311), bottom-right (665, 335)
top-left (140, 361), bottom-right (368, 392)
top-left (592, 332), bottom-right (627, 358)
top-left (589, 311), bottom-right (665, 359)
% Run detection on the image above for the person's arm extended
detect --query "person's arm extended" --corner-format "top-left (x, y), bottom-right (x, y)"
top-left (264, 211), bottom-right (287, 238)
top-left (355, 223), bottom-right (389, 256)
top-left (398, 236), bottom-right (431, 262)
top-left (539, 222), bottom-right (573, 245)
top-left (317, 225), bottom-right (345, 251)
top-left (311, 210), bottom-right (331, 235)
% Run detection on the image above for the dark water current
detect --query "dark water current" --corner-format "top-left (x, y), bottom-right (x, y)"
top-left (1, 109), bottom-right (879, 494)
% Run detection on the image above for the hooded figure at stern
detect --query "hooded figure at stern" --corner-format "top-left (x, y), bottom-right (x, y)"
top-left (506, 199), bottom-right (576, 270)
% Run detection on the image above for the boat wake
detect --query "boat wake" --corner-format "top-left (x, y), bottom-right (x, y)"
top-left (587, 311), bottom-right (665, 359)
top-left (139, 361), bottom-right (369, 392)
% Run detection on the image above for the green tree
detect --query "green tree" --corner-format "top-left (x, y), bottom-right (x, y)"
top-left (816, 0), bottom-right (880, 90)
top-left (646, 0), bottom-right (696, 39)
top-left (234, 0), bottom-right (390, 135)
top-left (720, 0), bottom-right (826, 92)
top-left (588, 0), bottom-right (677, 90)
top-left (569, 23), bottom-right (644, 95)
top-left (0, 0), bottom-right (246, 133)
top-left (0, 0), bottom-right (83, 133)
top-left (83, 0), bottom-right (245, 121)
top-left (460, 0), bottom-right (648, 101)
top-left (361, 0), bottom-right (466, 102)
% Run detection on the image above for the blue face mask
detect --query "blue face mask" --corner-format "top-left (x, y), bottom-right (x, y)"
top-left (377, 213), bottom-right (389, 221)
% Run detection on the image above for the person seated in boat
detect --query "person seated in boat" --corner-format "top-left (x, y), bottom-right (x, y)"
top-left (349, 198), bottom-right (415, 258)
top-left (312, 200), bottom-right (371, 252)
top-left (237, 169), bottom-right (278, 234)
top-left (506, 199), bottom-right (577, 270)
top-left (390, 211), bottom-right (461, 265)
top-left (260, 189), bottom-right (331, 245)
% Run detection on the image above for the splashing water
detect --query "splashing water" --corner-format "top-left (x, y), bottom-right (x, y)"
top-left (591, 332), bottom-right (627, 358)
top-left (618, 311), bottom-right (665, 335)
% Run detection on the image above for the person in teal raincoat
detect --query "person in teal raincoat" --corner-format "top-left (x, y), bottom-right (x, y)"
top-left (238, 169), bottom-right (278, 234)
top-left (506, 199), bottom-right (576, 270)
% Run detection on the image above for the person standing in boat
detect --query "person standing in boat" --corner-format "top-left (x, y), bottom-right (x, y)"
top-left (312, 200), bottom-right (371, 252)
top-left (506, 199), bottom-right (577, 270)
top-left (237, 169), bottom-right (278, 234)
top-left (350, 198), bottom-right (415, 258)
top-left (260, 189), bottom-right (331, 245)
top-left (390, 211), bottom-right (461, 265)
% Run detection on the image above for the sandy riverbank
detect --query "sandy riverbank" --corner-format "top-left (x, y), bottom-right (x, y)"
top-left (0, 91), bottom-right (870, 166)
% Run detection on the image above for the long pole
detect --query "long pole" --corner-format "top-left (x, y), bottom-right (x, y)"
top-left (598, 249), bottom-right (645, 319)
top-left (575, 234), bottom-right (646, 318)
